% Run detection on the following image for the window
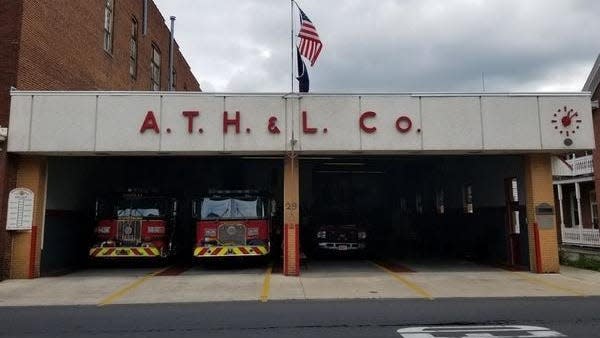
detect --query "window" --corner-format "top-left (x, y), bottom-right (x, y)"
top-left (590, 190), bottom-right (598, 228)
top-left (510, 178), bottom-right (518, 202)
top-left (507, 178), bottom-right (520, 234)
top-left (103, 0), bottom-right (114, 53)
top-left (171, 69), bottom-right (177, 89)
top-left (435, 189), bottom-right (444, 214)
top-left (129, 18), bottom-right (138, 78)
top-left (463, 184), bottom-right (473, 214)
top-left (151, 45), bottom-right (161, 91)
top-left (415, 193), bottom-right (423, 215)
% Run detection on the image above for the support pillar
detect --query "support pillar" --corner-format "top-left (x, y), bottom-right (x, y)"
top-left (573, 182), bottom-right (583, 229)
top-left (557, 184), bottom-right (565, 227)
top-left (9, 157), bottom-right (46, 279)
top-left (523, 154), bottom-right (560, 273)
top-left (557, 184), bottom-right (565, 239)
top-left (283, 155), bottom-right (300, 276)
top-left (575, 182), bottom-right (583, 237)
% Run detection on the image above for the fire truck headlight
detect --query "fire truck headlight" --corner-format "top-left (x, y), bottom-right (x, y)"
top-left (358, 231), bottom-right (367, 240)
top-left (204, 229), bottom-right (216, 237)
top-left (147, 226), bottom-right (165, 234)
top-left (96, 226), bottom-right (111, 234)
top-left (247, 227), bottom-right (259, 236)
top-left (317, 231), bottom-right (327, 239)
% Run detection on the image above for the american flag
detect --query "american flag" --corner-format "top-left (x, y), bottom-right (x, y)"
top-left (298, 8), bottom-right (322, 66)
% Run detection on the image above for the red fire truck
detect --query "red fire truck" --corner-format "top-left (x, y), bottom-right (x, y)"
top-left (89, 192), bottom-right (178, 259)
top-left (192, 190), bottom-right (273, 258)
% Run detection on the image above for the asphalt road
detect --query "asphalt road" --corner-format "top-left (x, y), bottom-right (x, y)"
top-left (1, 297), bottom-right (599, 338)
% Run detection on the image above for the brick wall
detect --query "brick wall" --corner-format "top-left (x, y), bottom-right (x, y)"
top-left (15, 0), bottom-right (199, 91)
top-left (593, 108), bottom-right (600, 220)
top-left (0, 0), bottom-right (23, 125)
top-left (9, 157), bottom-right (46, 279)
top-left (524, 154), bottom-right (560, 273)
top-left (0, 0), bottom-right (24, 281)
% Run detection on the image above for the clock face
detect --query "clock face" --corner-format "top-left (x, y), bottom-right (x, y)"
top-left (551, 106), bottom-right (581, 143)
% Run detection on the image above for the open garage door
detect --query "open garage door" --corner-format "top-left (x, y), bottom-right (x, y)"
top-left (300, 155), bottom-right (530, 269)
top-left (40, 157), bottom-right (283, 276)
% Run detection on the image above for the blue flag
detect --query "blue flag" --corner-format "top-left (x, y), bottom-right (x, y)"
top-left (296, 47), bottom-right (309, 92)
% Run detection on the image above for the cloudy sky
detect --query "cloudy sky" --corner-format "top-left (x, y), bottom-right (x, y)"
top-left (154, 0), bottom-right (599, 93)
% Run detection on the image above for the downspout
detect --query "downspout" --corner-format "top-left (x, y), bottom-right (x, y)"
top-left (168, 16), bottom-right (175, 91)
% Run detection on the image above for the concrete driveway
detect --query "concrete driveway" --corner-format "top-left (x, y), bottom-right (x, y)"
top-left (0, 259), bottom-right (599, 306)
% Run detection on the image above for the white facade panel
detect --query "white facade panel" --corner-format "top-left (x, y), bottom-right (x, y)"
top-left (96, 95), bottom-right (162, 152)
top-left (539, 96), bottom-right (595, 150)
top-left (160, 95), bottom-right (224, 152)
top-left (30, 95), bottom-right (96, 152)
top-left (359, 96), bottom-right (421, 151)
top-left (482, 97), bottom-right (541, 150)
top-left (297, 96), bottom-right (360, 151)
top-left (6, 91), bottom-right (595, 155)
top-left (7, 95), bottom-right (32, 152)
top-left (421, 97), bottom-right (483, 150)
top-left (223, 96), bottom-right (287, 152)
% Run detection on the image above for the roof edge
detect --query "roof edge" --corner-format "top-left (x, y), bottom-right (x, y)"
top-left (583, 54), bottom-right (600, 93)
top-left (8, 90), bottom-right (592, 98)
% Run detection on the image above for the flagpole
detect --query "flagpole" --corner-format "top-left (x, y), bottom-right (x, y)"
top-left (290, 0), bottom-right (294, 93)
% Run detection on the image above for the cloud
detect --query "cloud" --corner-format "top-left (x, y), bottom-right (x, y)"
top-left (155, 0), bottom-right (600, 92)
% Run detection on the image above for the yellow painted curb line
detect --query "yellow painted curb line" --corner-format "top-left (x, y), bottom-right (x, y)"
top-left (98, 266), bottom-right (170, 306)
top-left (514, 271), bottom-right (587, 297)
top-left (260, 264), bottom-right (273, 303)
top-left (371, 262), bottom-right (434, 300)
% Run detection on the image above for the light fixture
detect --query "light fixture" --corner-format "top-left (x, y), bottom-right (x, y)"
top-left (322, 162), bottom-right (366, 166)
top-left (240, 156), bottom-right (284, 160)
top-left (315, 170), bottom-right (384, 174)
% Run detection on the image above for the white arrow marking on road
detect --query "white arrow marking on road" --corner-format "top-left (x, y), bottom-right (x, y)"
top-left (397, 325), bottom-right (565, 337)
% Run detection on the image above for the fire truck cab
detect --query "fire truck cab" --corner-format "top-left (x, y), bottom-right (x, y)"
top-left (89, 191), bottom-right (178, 259)
top-left (192, 190), bottom-right (273, 258)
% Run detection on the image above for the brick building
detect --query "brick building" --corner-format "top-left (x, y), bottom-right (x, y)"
top-left (0, 0), bottom-right (200, 279)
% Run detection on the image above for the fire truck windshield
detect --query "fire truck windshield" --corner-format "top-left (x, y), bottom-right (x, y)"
top-left (97, 197), bottom-right (168, 219)
top-left (200, 197), bottom-right (264, 220)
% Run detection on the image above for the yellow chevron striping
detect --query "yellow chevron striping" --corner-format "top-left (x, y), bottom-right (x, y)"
top-left (194, 246), bottom-right (269, 257)
top-left (89, 247), bottom-right (160, 257)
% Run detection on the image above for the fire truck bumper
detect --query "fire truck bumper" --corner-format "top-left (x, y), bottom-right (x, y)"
top-left (194, 245), bottom-right (269, 257)
top-left (317, 242), bottom-right (366, 251)
top-left (89, 247), bottom-right (162, 258)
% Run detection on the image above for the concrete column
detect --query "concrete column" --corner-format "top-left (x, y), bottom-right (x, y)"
top-left (283, 155), bottom-right (300, 276)
top-left (523, 154), bottom-right (560, 273)
top-left (9, 156), bottom-right (47, 279)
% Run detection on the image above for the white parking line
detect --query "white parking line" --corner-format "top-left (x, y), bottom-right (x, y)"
top-left (397, 325), bottom-right (565, 337)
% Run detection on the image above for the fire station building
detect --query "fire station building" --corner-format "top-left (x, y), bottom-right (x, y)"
top-left (4, 91), bottom-right (595, 276)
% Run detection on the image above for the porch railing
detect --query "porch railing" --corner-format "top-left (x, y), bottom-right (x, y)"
top-left (552, 155), bottom-right (594, 177)
top-left (562, 227), bottom-right (600, 247)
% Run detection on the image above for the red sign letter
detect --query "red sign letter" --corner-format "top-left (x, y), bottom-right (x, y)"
top-left (140, 111), bottom-right (160, 134)
top-left (223, 111), bottom-right (240, 134)
top-left (268, 116), bottom-right (281, 134)
top-left (182, 111), bottom-right (199, 134)
top-left (302, 111), bottom-right (317, 134)
top-left (395, 116), bottom-right (412, 133)
top-left (359, 111), bottom-right (377, 133)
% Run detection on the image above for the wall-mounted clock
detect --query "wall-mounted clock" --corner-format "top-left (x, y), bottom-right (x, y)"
top-left (551, 106), bottom-right (581, 146)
